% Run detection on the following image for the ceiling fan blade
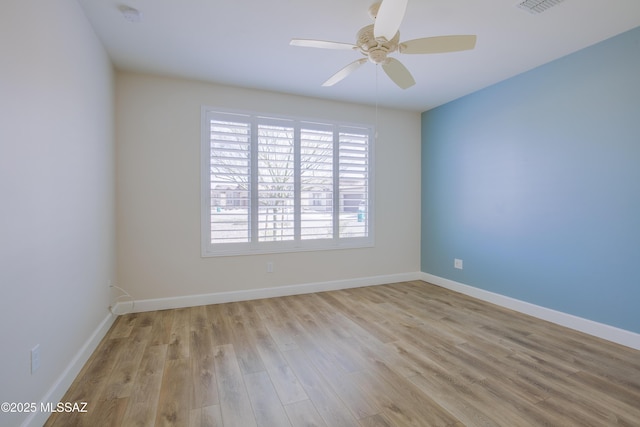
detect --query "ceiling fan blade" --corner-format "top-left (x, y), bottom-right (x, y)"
top-left (322, 58), bottom-right (368, 87)
top-left (290, 39), bottom-right (357, 50)
top-left (399, 35), bottom-right (477, 54)
top-left (382, 57), bottom-right (415, 89)
top-left (374, 0), bottom-right (408, 41)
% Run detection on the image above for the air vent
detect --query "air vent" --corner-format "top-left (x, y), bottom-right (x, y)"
top-left (517, 0), bottom-right (565, 14)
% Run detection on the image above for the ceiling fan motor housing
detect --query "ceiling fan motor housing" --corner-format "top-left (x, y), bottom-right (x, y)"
top-left (357, 24), bottom-right (400, 64)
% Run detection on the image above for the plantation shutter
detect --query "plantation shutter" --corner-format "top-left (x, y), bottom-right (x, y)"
top-left (202, 108), bottom-right (373, 257)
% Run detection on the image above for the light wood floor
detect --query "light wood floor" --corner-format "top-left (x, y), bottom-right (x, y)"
top-left (45, 281), bottom-right (640, 426)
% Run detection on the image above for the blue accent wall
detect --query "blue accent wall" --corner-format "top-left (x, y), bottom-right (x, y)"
top-left (421, 26), bottom-right (640, 333)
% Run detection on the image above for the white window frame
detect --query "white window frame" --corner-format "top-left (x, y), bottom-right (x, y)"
top-left (201, 106), bottom-right (375, 257)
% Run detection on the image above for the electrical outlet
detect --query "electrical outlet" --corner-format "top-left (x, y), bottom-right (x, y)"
top-left (31, 345), bottom-right (41, 374)
top-left (454, 258), bottom-right (463, 270)
top-left (266, 262), bottom-right (274, 273)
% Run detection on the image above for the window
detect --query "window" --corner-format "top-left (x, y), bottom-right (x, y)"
top-left (201, 108), bottom-right (374, 256)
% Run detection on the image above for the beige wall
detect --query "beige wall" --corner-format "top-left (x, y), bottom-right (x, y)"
top-left (116, 72), bottom-right (421, 302)
top-left (0, 1), bottom-right (115, 425)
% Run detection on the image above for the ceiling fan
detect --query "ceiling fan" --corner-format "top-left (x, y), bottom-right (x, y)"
top-left (290, 0), bottom-right (477, 89)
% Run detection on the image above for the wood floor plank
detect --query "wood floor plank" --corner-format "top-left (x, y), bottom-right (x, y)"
top-left (58, 397), bottom-right (128, 427)
top-left (543, 370), bottom-right (640, 426)
top-left (149, 309), bottom-right (174, 346)
top-left (167, 308), bottom-right (190, 360)
top-left (120, 344), bottom-right (167, 427)
top-left (351, 360), bottom-right (463, 427)
top-left (358, 413), bottom-right (394, 427)
top-left (534, 395), bottom-right (617, 426)
top-left (190, 320), bottom-right (218, 409)
top-left (284, 399), bottom-right (327, 427)
top-left (314, 291), bottom-right (397, 344)
top-left (409, 373), bottom-right (500, 427)
top-left (252, 326), bottom-right (308, 405)
top-left (385, 325), bottom-right (486, 385)
top-left (225, 302), bottom-right (267, 375)
top-left (467, 377), bottom-right (563, 425)
top-left (91, 397), bottom-right (129, 427)
top-left (285, 296), bottom-right (368, 375)
top-left (348, 369), bottom-right (439, 427)
top-left (102, 336), bottom-right (148, 400)
top-left (46, 281), bottom-right (640, 427)
top-left (109, 313), bottom-right (138, 339)
top-left (568, 369), bottom-right (640, 412)
top-left (155, 358), bottom-right (191, 426)
top-left (213, 344), bottom-right (257, 427)
top-left (189, 405), bottom-right (223, 427)
top-left (302, 346), bottom-right (380, 420)
top-left (244, 371), bottom-right (292, 427)
top-left (255, 297), bottom-right (303, 352)
top-left (282, 348), bottom-right (363, 426)
top-left (206, 303), bottom-right (234, 346)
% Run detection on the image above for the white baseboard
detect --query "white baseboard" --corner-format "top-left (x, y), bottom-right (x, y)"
top-left (420, 272), bottom-right (640, 351)
top-left (118, 272), bottom-right (423, 314)
top-left (22, 312), bottom-right (117, 427)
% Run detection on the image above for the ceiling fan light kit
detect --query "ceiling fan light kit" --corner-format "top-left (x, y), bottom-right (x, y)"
top-left (290, 0), bottom-right (477, 89)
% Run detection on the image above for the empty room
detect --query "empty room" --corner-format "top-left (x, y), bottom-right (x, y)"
top-left (1, 0), bottom-right (639, 426)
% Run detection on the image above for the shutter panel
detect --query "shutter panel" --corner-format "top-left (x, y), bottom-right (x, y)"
top-left (208, 118), bottom-right (251, 243)
top-left (257, 124), bottom-right (295, 242)
top-left (339, 129), bottom-right (369, 238)
top-left (300, 127), bottom-right (334, 240)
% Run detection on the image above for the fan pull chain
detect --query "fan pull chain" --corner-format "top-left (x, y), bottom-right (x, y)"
top-left (375, 64), bottom-right (379, 141)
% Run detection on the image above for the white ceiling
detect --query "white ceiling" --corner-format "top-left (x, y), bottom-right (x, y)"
top-left (77, 0), bottom-right (640, 112)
